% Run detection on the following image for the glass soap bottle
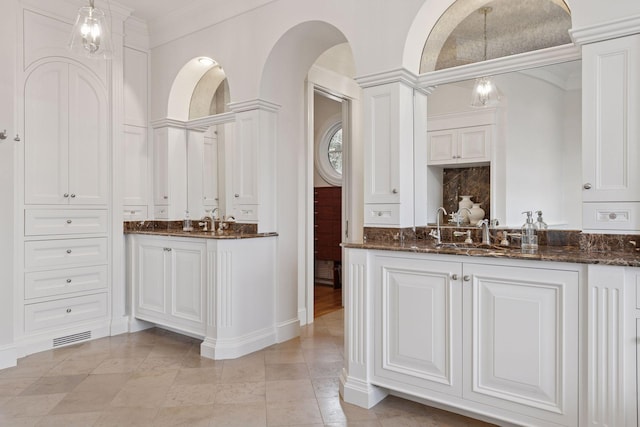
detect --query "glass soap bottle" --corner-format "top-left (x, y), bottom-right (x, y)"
top-left (521, 211), bottom-right (538, 252)
top-left (183, 210), bottom-right (193, 232)
top-left (535, 210), bottom-right (548, 229)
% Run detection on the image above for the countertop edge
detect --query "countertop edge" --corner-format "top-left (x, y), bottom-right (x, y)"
top-left (124, 230), bottom-right (278, 240)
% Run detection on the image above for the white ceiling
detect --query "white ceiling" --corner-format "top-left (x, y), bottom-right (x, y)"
top-left (115, 0), bottom-right (200, 23)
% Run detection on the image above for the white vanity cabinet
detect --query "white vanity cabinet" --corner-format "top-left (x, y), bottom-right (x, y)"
top-left (132, 235), bottom-right (206, 336)
top-left (427, 125), bottom-right (491, 166)
top-left (345, 249), bottom-right (581, 426)
top-left (582, 34), bottom-right (640, 231)
top-left (24, 61), bottom-right (108, 206)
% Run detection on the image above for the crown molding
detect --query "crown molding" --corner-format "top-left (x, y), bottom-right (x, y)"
top-left (418, 44), bottom-right (580, 88)
top-left (124, 16), bottom-right (149, 51)
top-left (187, 112), bottom-right (236, 130)
top-left (150, 118), bottom-right (187, 129)
top-left (228, 99), bottom-right (281, 113)
top-left (570, 14), bottom-right (640, 45)
top-left (355, 68), bottom-right (419, 89)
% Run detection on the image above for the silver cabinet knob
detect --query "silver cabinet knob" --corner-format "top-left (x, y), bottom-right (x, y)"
top-left (66, 279), bottom-right (72, 283)
top-left (63, 193), bottom-right (69, 198)
top-left (163, 195), bottom-right (168, 199)
top-left (463, 275), bottom-right (471, 282)
top-left (583, 183), bottom-right (592, 190)
top-left (164, 247), bottom-right (172, 252)
top-left (66, 308), bottom-right (71, 313)
top-left (451, 273), bottom-right (459, 280)
top-left (66, 220), bottom-right (72, 224)
top-left (609, 212), bottom-right (617, 220)
top-left (392, 189), bottom-right (398, 194)
top-left (66, 249), bottom-right (72, 254)
top-left (70, 194), bottom-right (76, 198)
top-left (234, 193), bottom-right (240, 198)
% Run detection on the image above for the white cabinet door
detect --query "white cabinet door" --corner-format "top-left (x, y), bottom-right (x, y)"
top-left (232, 113), bottom-right (258, 205)
top-left (24, 61), bottom-right (69, 205)
top-left (24, 61), bottom-right (108, 205)
top-left (373, 255), bottom-right (463, 397)
top-left (427, 125), bottom-right (491, 166)
top-left (427, 130), bottom-right (456, 164)
top-left (123, 125), bottom-right (149, 206)
top-left (463, 263), bottom-right (579, 426)
top-left (134, 236), bottom-right (205, 336)
top-left (582, 34), bottom-right (640, 203)
top-left (153, 128), bottom-right (169, 206)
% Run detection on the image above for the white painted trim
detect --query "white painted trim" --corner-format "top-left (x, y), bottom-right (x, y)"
top-left (0, 344), bottom-right (18, 370)
top-left (275, 317), bottom-right (300, 343)
top-left (427, 109), bottom-right (497, 131)
top-left (228, 99), bottom-right (281, 113)
top-left (128, 317), bottom-right (154, 333)
top-left (356, 68), bottom-right (419, 89)
top-left (298, 308), bottom-right (308, 326)
top-left (570, 14), bottom-right (640, 46)
top-left (200, 326), bottom-right (276, 360)
top-left (418, 44), bottom-right (581, 88)
top-left (15, 322), bottom-right (111, 359)
top-left (150, 118), bottom-right (188, 129)
top-left (110, 315), bottom-right (130, 336)
top-left (339, 370), bottom-right (388, 409)
top-left (187, 112), bottom-right (235, 130)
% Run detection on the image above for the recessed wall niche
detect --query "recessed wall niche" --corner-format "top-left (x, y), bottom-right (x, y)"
top-left (443, 166), bottom-right (490, 222)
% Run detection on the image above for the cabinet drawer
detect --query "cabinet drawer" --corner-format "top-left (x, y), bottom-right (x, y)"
top-left (24, 293), bottom-right (108, 334)
top-left (364, 204), bottom-right (400, 226)
top-left (25, 238), bottom-right (108, 270)
top-left (25, 265), bottom-right (108, 300)
top-left (583, 202), bottom-right (640, 231)
top-left (25, 209), bottom-right (108, 236)
top-left (123, 206), bottom-right (148, 221)
top-left (232, 204), bottom-right (259, 222)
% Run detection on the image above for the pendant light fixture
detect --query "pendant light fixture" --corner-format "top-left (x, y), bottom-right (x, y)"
top-left (68, 0), bottom-right (113, 59)
top-left (471, 7), bottom-right (500, 107)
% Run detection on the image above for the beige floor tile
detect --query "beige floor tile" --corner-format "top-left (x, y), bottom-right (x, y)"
top-left (162, 383), bottom-right (217, 407)
top-left (302, 348), bottom-right (343, 363)
top-left (265, 363), bottom-right (309, 381)
top-left (137, 357), bottom-right (184, 371)
top-left (173, 367), bottom-right (221, 385)
top-left (91, 357), bottom-right (145, 374)
top-left (220, 360), bottom-right (266, 384)
top-left (154, 405), bottom-right (215, 427)
top-left (181, 353), bottom-right (222, 368)
top-left (264, 349), bottom-right (305, 365)
top-left (307, 361), bottom-right (343, 379)
top-left (1, 393), bottom-right (67, 417)
top-left (211, 401), bottom-right (267, 427)
top-left (0, 416), bottom-right (41, 426)
top-left (45, 358), bottom-right (104, 376)
top-left (107, 343), bottom-right (154, 359)
top-left (0, 377), bottom-right (39, 397)
top-left (109, 369), bottom-right (177, 408)
top-left (215, 381), bottom-right (266, 404)
top-left (371, 396), bottom-right (430, 419)
top-left (49, 373), bottom-right (131, 414)
top-left (147, 343), bottom-right (192, 359)
top-left (266, 379), bottom-right (316, 402)
top-left (266, 399), bottom-right (323, 426)
top-left (94, 407), bottom-right (159, 427)
top-left (311, 377), bottom-right (340, 398)
top-left (20, 374), bottom-right (86, 396)
top-left (0, 361), bottom-right (59, 379)
top-left (318, 397), bottom-right (379, 423)
top-left (34, 411), bottom-right (102, 427)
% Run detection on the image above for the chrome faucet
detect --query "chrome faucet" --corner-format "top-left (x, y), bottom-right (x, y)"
top-left (478, 219), bottom-right (491, 245)
top-left (455, 207), bottom-right (472, 226)
top-left (429, 207), bottom-right (447, 244)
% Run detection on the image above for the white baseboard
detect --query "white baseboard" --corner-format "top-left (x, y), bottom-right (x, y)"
top-left (0, 343), bottom-right (17, 370)
top-left (15, 322), bottom-right (111, 360)
top-left (339, 370), bottom-right (388, 409)
top-left (201, 326), bottom-right (276, 360)
top-left (128, 317), bottom-right (154, 333)
top-left (298, 308), bottom-right (308, 326)
top-left (275, 317), bottom-right (300, 343)
top-left (110, 315), bottom-right (130, 336)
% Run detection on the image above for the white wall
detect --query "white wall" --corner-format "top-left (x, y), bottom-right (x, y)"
top-left (0, 0), bottom-right (17, 357)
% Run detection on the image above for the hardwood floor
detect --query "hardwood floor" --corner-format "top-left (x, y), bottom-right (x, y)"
top-left (314, 284), bottom-right (342, 318)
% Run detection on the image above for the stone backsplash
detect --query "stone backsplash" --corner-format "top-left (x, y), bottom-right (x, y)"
top-left (443, 166), bottom-right (490, 221)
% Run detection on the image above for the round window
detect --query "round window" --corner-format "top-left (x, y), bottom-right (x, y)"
top-left (316, 121), bottom-right (343, 186)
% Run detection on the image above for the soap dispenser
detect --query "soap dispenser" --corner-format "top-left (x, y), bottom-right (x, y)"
top-left (535, 210), bottom-right (548, 230)
top-left (521, 211), bottom-right (538, 252)
top-left (183, 210), bottom-right (193, 232)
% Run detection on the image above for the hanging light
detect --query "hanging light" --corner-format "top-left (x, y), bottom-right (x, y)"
top-left (68, 0), bottom-right (113, 59)
top-left (471, 7), bottom-right (500, 107)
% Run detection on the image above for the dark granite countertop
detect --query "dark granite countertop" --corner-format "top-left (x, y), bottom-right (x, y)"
top-left (343, 240), bottom-right (640, 267)
top-left (123, 220), bottom-right (277, 240)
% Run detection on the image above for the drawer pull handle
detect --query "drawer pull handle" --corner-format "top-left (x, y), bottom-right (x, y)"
top-left (163, 195), bottom-right (168, 199)
top-left (63, 193), bottom-right (69, 198)
top-left (70, 194), bottom-right (76, 198)
top-left (66, 220), bottom-right (72, 224)
top-left (164, 247), bottom-right (172, 252)
top-left (392, 188), bottom-right (398, 194)
top-left (66, 279), bottom-right (72, 283)
top-left (66, 249), bottom-right (72, 254)
top-left (451, 274), bottom-right (458, 280)
top-left (463, 275), bottom-right (471, 282)
top-left (583, 183), bottom-right (592, 190)
top-left (66, 308), bottom-right (71, 313)
top-left (234, 193), bottom-right (240, 198)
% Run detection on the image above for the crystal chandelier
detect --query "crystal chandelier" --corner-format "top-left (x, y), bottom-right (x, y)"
top-left (68, 0), bottom-right (113, 59)
top-left (471, 7), bottom-right (500, 107)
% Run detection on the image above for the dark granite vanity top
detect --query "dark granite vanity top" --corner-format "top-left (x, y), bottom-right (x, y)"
top-left (123, 221), bottom-right (277, 240)
top-left (344, 227), bottom-right (640, 267)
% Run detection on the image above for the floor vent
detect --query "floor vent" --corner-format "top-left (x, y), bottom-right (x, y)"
top-left (53, 331), bottom-right (91, 347)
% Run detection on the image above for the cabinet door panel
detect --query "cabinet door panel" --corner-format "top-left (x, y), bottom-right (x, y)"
top-left (463, 263), bottom-right (578, 426)
top-left (203, 129), bottom-right (219, 207)
top-left (24, 62), bottom-right (69, 205)
top-left (458, 126), bottom-right (490, 162)
top-left (171, 243), bottom-right (205, 326)
top-left (67, 66), bottom-right (108, 205)
top-left (123, 125), bottom-right (148, 206)
top-left (427, 131), bottom-right (455, 164)
top-left (233, 114), bottom-right (258, 204)
top-left (374, 256), bottom-right (462, 396)
top-left (137, 243), bottom-right (167, 315)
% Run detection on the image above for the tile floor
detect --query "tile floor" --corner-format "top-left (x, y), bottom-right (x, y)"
top-left (0, 310), bottom-right (494, 426)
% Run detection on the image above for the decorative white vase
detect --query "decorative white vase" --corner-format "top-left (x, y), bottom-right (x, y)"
top-left (469, 203), bottom-right (485, 225)
top-left (458, 196), bottom-right (473, 224)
